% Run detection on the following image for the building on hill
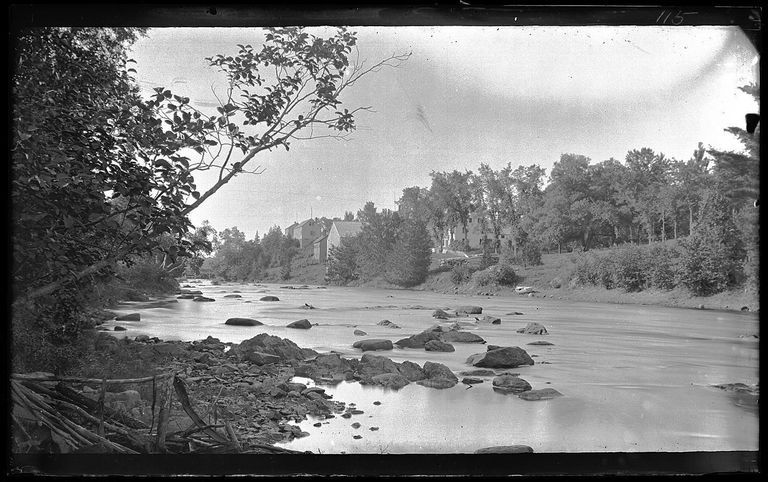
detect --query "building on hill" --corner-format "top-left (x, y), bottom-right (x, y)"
top-left (285, 222), bottom-right (299, 240)
top-left (323, 220), bottom-right (363, 262)
top-left (442, 213), bottom-right (514, 251)
top-left (290, 218), bottom-right (323, 249)
top-left (313, 234), bottom-right (329, 262)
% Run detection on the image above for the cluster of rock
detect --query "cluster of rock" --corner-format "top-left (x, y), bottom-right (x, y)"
top-left (394, 325), bottom-right (485, 352)
top-left (291, 351), bottom-right (459, 391)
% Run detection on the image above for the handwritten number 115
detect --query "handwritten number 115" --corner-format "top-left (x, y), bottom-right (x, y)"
top-left (656, 10), bottom-right (697, 25)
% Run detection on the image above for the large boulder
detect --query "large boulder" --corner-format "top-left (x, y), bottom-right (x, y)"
top-left (352, 339), bottom-right (394, 352)
top-left (244, 351), bottom-right (281, 365)
top-left (367, 373), bottom-right (410, 390)
top-left (516, 322), bottom-right (548, 335)
top-left (233, 333), bottom-right (317, 362)
top-left (440, 331), bottom-right (486, 344)
top-left (115, 313), bottom-right (140, 322)
top-left (260, 296), bottom-right (280, 302)
top-left (416, 361), bottom-right (458, 389)
top-left (467, 346), bottom-right (534, 368)
top-left (492, 375), bottom-right (532, 394)
top-left (356, 353), bottom-right (401, 379)
top-left (518, 388), bottom-right (563, 401)
top-left (459, 369), bottom-right (497, 377)
top-left (398, 360), bottom-right (427, 381)
top-left (455, 306), bottom-right (483, 316)
top-left (377, 320), bottom-right (401, 329)
top-left (287, 319), bottom-right (312, 329)
top-left (225, 318), bottom-right (263, 326)
top-left (425, 340), bottom-right (455, 352)
top-left (475, 445), bottom-right (533, 454)
top-left (480, 315), bottom-right (501, 325)
top-left (432, 309), bottom-right (452, 319)
top-left (395, 330), bottom-right (441, 349)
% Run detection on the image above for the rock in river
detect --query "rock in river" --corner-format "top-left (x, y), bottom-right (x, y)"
top-left (518, 388), bottom-right (563, 401)
top-left (352, 339), bottom-right (394, 352)
top-left (475, 445), bottom-right (533, 454)
top-left (527, 341), bottom-right (554, 346)
top-left (369, 373), bottom-right (410, 390)
top-left (223, 294), bottom-right (242, 298)
top-left (225, 318), bottom-right (263, 326)
top-left (193, 296), bottom-right (215, 302)
top-left (455, 305), bottom-right (483, 316)
top-left (377, 320), bottom-right (401, 329)
top-left (114, 326), bottom-right (127, 331)
top-left (233, 333), bottom-right (317, 362)
top-left (467, 346), bottom-right (534, 369)
top-left (287, 319), bottom-right (312, 329)
top-left (245, 351), bottom-right (281, 365)
top-left (492, 374), bottom-right (532, 394)
top-left (416, 361), bottom-right (458, 389)
top-left (440, 331), bottom-right (486, 344)
top-left (353, 329), bottom-right (367, 336)
top-left (516, 322), bottom-right (548, 335)
top-left (425, 340), bottom-right (455, 352)
top-left (480, 315), bottom-right (501, 324)
top-left (395, 330), bottom-right (442, 349)
top-left (115, 313), bottom-right (140, 322)
top-left (177, 294), bottom-right (196, 299)
top-left (432, 309), bottom-right (452, 319)
top-left (260, 296), bottom-right (280, 302)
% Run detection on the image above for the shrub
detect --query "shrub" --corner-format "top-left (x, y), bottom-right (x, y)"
top-left (384, 220), bottom-right (433, 287)
top-left (326, 238), bottom-right (360, 285)
top-left (646, 244), bottom-right (678, 290)
top-left (611, 244), bottom-right (647, 292)
top-left (519, 242), bottom-right (543, 267)
top-left (469, 263), bottom-right (517, 287)
top-left (677, 191), bottom-right (746, 296)
top-left (450, 264), bottom-right (473, 284)
top-left (495, 264), bottom-right (518, 286)
top-left (119, 258), bottom-right (179, 295)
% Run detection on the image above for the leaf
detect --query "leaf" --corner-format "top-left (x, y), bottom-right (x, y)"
top-left (192, 191), bottom-right (200, 200)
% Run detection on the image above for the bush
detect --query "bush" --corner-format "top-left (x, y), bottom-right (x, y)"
top-left (611, 244), bottom-right (647, 292)
top-left (450, 264), bottom-right (473, 284)
top-left (326, 238), bottom-right (360, 285)
top-left (573, 251), bottom-right (614, 289)
top-left (677, 191), bottom-right (746, 296)
top-left (646, 244), bottom-right (678, 290)
top-left (495, 264), bottom-right (518, 286)
top-left (119, 258), bottom-right (179, 295)
top-left (468, 263), bottom-right (517, 287)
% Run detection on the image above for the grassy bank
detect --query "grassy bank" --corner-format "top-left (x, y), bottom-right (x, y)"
top-left (261, 249), bottom-right (759, 312)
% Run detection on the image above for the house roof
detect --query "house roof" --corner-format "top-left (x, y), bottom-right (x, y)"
top-left (296, 218), bottom-right (318, 228)
top-left (313, 234), bottom-right (328, 245)
top-left (333, 221), bottom-right (363, 237)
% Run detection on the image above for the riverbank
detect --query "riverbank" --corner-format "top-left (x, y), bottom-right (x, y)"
top-left (264, 251), bottom-right (759, 313)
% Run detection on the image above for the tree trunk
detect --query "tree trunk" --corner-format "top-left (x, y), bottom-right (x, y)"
top-left (689, 205), bottom-right (694, 235)
top-left (661, 212), bottom-right (666, 242)
top-left (673, 216), bottom-right (677, 239)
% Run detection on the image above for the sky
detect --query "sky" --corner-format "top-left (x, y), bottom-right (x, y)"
top-left (128, 26), bottom-right (759, 239)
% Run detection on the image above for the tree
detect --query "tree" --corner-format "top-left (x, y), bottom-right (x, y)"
top-left (12, 26), bottom-right (409, 306)
top-left (384, 219), bottom-right (433, 287)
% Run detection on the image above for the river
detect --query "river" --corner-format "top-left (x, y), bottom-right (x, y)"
top-left (103, 281), bottom-right (759, 454)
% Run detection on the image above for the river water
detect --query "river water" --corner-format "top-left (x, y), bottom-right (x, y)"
top-left (104, 281), bottom-right (759, 454)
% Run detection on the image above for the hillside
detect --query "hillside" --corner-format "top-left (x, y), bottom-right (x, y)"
top-left (275, 248), bottom-right (759, 313)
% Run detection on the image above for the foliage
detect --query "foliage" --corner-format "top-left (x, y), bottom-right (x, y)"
top-left (677, 191), bottom-right (746, 296)
top-left (469, 263), bottom-right (517, 287)
top-left (384, 220), bottom-right (433, 287)
top-left (325, 237), bottom-right (360, 285)
top-left (450, 264), bottom-right (474, 284)
top-left (610, 244), bottom-right (647, 292)
top-left (646, 243), bottom-right (679, 290)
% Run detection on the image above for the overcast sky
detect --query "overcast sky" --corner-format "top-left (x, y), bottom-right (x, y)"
top-left (129, 26), bottom-right (758, 239)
